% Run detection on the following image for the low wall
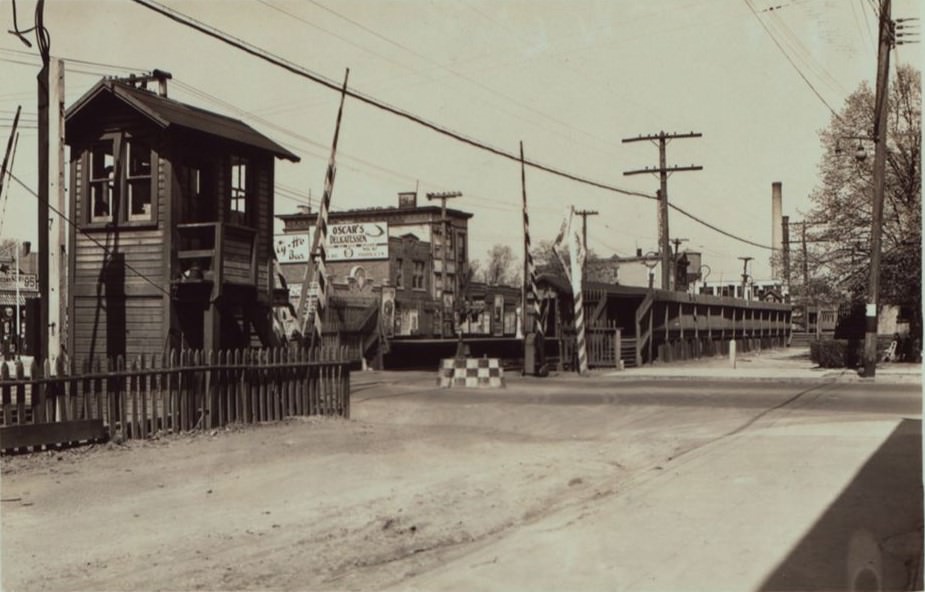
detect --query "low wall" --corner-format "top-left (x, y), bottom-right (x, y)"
top-left (437, 358), bottom-right (505, 388)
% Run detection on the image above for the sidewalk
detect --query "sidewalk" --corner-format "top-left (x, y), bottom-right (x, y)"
top-left (605, 347), bottom-right (922, 383)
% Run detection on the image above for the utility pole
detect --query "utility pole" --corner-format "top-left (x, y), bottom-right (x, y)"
top-left (48, 58), bottom-right (64, 358)
top-left (863, 0), bottom-right (893, 378)
top-left (670, 237), bottom-right (688, 257)
top-left (800, 222), bottom-right (808, 293)
top-left (574, 209), bottom-right (598, 276)
top-left (782, 215), bottom-right (791, 298)
top-left (36, 0), bottom-right (50, 363)
top-left (426, 191), bottom-right (462, 339)
top-left (623, 131), bottom-right (702, 291)
top-left (574, 209), bottom-right (598, 253)
top-left (739, 256), bottom-right (753, 300)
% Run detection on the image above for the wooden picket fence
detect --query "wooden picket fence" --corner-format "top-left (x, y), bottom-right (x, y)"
top-left (0, 346), bottom-right (352, 453)
top-left (586, 322), bottom-right (623, 369)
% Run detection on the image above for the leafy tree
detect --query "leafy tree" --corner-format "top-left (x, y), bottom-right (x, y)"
top-left (800, 64), bottom-right (921, 336)
top-left (480, 244), bottom-right (521, 287)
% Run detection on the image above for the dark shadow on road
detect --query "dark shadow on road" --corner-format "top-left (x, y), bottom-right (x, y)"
top-left (759, 418), bottom-right (923, 592)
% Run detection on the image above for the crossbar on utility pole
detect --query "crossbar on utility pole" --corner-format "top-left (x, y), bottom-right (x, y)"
top-left (623, 131), bottom-right (702, 291)
top-left (574, 209), bottom-right (598, 253)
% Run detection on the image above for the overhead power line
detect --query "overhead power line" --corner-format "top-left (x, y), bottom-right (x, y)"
top-left (743, 0), bottom-right (844, 122)
top-left (7, 171), bottom-right (171, 297)
top-left (129, 0), bottom-right (774, 251)
top-left (129, 0), bottom-right (654, 200)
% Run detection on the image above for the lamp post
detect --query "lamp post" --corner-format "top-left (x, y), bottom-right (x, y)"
top-left (738, 256), bottom-right (753, 301)
top-left (835, 130), bottom-right (885, 377)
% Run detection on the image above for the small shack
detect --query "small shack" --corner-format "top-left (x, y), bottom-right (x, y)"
top-left (65, 72), bottom-right (299, 362)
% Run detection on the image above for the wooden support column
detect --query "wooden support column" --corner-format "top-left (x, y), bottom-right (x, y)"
top-left (204, 301), bottom-right (221, 354)
top-left (664, 302), bottom-right (669, 341)
top-left (693, 303), bottom-right (699, 340)
top-left (679, 302), bottom-right (685, 340)
top-left (707, 305), bottom-right (712, 340)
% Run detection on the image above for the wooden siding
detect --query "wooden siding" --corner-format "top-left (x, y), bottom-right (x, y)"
top-left (223, 232), bottom-right (254, 284)
top-left (71, 294), bottom-right (166, 362)
top-left (69, 141), bottom-right (169, 359)
top-left (255, 158), bottom-right (272, 298)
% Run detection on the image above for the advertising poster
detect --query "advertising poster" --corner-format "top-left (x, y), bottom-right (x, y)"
top-left (327, 222), bottom-right (389, 261)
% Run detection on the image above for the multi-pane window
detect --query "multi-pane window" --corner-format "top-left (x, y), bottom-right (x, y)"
top-left (395, 258), bottom-right (403, 288)
top-left (126, 139), bottom-right (152, 220)
top-left (230, 156), bottom-right (248, 223)
top-left (86, 136), bottom-right (154, 224)
top-left (89, 141), bottom-right (114, 222)
top-left (412, 260), bottom-right (425, 290)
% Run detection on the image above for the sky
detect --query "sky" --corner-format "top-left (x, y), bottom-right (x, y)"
top-left (0, 0), bottom-right (921, 284)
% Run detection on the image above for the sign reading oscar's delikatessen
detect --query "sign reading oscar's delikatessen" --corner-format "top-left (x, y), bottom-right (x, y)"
top-left (327, 222), bottom-right (389, 261)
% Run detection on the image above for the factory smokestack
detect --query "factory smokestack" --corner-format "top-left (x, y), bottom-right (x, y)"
top-left (771, 182), bottom-right (783, 280)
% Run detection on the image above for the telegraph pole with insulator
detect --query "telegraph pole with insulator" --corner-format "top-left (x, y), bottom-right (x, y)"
top-left (623, 131), bottom-right (702, 291)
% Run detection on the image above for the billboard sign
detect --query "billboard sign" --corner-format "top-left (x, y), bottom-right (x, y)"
top-left (328, 222), bottom-right (389, 261)
top-left (0, 273), bottom-right (38, 292)
top-left (274, 233), bottom-right (311, 264)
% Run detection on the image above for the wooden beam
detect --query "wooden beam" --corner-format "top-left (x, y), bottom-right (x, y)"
top-left (1, 419), bottom-right (105, 450)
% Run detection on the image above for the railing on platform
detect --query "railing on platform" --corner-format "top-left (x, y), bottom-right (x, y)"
top-left (176, 222), bottom-right (257, 287)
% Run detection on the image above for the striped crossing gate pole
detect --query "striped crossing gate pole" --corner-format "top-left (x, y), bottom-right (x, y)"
top-left (551, 206), bottom-right (587, 374)
top-left (520, 142), bottom-right (543, 340)
top-left (569, 215), bottom-right (589, 374)
top-left (299, 69), bottom-right (350, 342)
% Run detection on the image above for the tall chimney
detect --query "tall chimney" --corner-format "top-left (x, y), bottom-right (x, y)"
top-left (771, 182), bottom-right (783, 280)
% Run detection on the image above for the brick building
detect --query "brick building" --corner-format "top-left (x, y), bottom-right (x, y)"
top-left (276, 191), bottom-right (472, 338)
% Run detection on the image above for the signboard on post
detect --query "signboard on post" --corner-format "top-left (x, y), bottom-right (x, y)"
top-left (274, 233), bottom-right (312, 264)
top-left (328, 222), bottom-right (389, 261)
top-left (0, 273), bottom-right (38, 292)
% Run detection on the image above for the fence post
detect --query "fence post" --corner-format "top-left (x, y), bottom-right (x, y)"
top-left (1, 362), bottom-right (11, 425)
top-left (614, 328), bottom-right (622, 371)
top-left (33, 359), bottom-right (45, 424)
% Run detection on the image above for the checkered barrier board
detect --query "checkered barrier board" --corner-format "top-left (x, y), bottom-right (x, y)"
top-left (437, 358), bottom-right (505, 389)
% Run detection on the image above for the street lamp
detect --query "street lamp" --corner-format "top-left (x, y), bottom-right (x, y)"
top-left (834, 135), bottom-right (875, 162)
top-left (738, 256), bottom-right (753, 300)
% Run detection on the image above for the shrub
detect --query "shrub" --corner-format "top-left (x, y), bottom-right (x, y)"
top-left (810, 339), bottom-right (861, 368)
top-left (810, 337), bottom-right (894, 368)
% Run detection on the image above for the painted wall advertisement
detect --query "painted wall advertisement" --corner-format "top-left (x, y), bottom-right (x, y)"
top-left (328, 222), bottom-right (389, 261)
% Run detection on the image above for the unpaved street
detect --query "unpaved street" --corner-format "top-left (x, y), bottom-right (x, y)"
top-left (1, 371), bottom-right (921, 591)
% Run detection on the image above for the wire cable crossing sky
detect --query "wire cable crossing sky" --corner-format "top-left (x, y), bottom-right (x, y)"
top-left (1, 0), bottom-right (919, 280)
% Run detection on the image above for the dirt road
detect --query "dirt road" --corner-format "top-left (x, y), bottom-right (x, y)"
top-left (1, 372), bottom-right (919, 591)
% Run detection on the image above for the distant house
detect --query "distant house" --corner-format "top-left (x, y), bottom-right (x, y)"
top-left (65, 72), bottom-right (299, 361)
